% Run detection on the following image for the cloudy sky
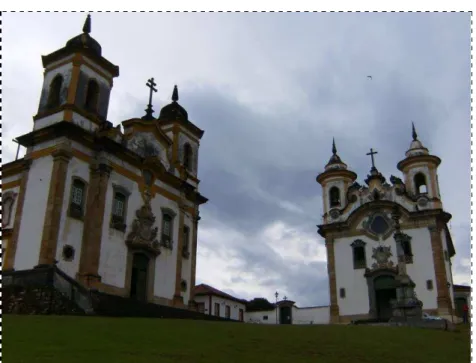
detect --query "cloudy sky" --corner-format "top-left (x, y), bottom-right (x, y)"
top-left (3, 12), bottom-right (471, 307)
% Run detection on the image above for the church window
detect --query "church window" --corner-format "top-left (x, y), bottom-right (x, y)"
top-left (426, 280), bottom-right (433, 290)
top-left (339, 288), bottom-right (346, 298)
top-left (160, 208), bottom-right (176, 249)
top-left (180, 279), bottom-right (187, 292)
top-left (214, 302), bottom-right (220, 316)
top-left (183, 143), bottom-right (193, 171)
top-left (47, 75), bottom-right (63, 109)
top-left (110, 187), bottom-right (129, 232)
top-left (369, 215), bottom-right (390, 235)
top-left (62, 245), bottom-right (75, 261)
top-left (351, 240), bottom-right (367, 269)
top-left (329, 187), bottom-right (340, 207)
top-left (225, 305), bottom-right (231, 319)
top-left (84, 79), bottom-right (100, 113)
top-left (2, 196), bottom-right (15, 227)
top-left (69, 178), bottom-right (87, 219)
top-left (263, 315), bottom-right (268, 320)
top-left (414, 173), bottom-right (428, 194)
top-left (402, 239), bottom-right (413, 264)
top-left (182, 225), bottom-right (191, 259)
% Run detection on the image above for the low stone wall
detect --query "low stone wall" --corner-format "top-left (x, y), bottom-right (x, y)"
top-left (90, 291), bottom-right (240, 322)
top-left (2, 285), bottom-right (86, 315)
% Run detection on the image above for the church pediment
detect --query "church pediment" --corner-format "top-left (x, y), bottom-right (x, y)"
top-left (122, 121), bottom-right (173, 170)
top-left (122, 118), bottom-right (173, 149)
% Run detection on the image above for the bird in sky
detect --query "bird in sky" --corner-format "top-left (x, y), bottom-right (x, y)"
top-left (367, 75), bottom-right (372, 80)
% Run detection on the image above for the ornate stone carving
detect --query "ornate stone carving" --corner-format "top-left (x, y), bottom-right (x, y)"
top-left (370, 246), bottom-right (394, 270)
top-left (329, 208), bottom-right (340, 220)
top-left (125, 191), bottom-right (161, 256)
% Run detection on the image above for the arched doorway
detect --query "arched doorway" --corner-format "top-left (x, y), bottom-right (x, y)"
top-left (374, 275), bottom-right (397, 320)
top-left (279, 306), bottom-right (292, 324)
top-left (366, 268), bottom-right (397, 321)
top-left (130, 253), bottom-right (150, 302)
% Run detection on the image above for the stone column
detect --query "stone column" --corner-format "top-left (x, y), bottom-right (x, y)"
top-left (173, 202), bottom-right (186, 307)
top-left (188, 210), bottom-right (200, 310)
top-left (37, 145), bottom-right (73, 266)
top-left (325, 236), bottom-right (340, 323)
top-left (3, 159), bottom-right (32, 270)
top-left (428, 224), bottom-right (452, 315)
top-left (77, 160), bottom-right (112, 288)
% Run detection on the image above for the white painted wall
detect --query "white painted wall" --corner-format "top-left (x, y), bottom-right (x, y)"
top-left (293, 306), bottom-right (330, 324)
top-left (98, 170), bottom-right (139, 289)
top-left (55, 156), bottom-right (91, 278)
top-left (71, 112), bottom-right (99, 133)
top-left (334, 226), bottom-right (439, 317)
top-left (14, 156), bottom-right (53, 270)
top-left (245, 310), bottom-right (278, 324)
top-left (34, 111), bottom-right (66, 131)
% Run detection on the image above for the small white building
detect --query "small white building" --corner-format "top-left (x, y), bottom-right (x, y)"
top-left (2, 15), bottom-right (207, 310)
top-left (246, 299), bottom-right (330, 325)
top-left (193, 284), bottom-right (247, 321)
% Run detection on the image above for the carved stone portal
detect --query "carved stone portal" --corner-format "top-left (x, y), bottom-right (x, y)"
top-left (125, 193), bottom-right (161, 256)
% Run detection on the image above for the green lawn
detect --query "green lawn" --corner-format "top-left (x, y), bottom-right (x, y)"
top-left (3, 315), bottom-right (470, 363)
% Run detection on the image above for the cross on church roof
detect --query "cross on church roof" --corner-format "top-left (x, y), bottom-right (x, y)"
top-left (142, 77), bottom-right (158, 121)
top-left (366, 148), bottom-right (378, 170)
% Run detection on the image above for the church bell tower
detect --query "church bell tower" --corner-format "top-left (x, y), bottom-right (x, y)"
top-left (397, 123), bottom-right (443, 209)
top-left (34, 15), bottom-right (119, 132)
top-left (316, 139), bottom-right (357, 223)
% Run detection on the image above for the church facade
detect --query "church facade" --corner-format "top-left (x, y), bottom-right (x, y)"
top-left (317, 129), bottom-right (457, 323)
top-left (2, 15), bottom-right (207, 309)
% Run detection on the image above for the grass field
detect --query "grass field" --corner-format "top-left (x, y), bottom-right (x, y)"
top-left (3, 315), bottom-right (471, 363)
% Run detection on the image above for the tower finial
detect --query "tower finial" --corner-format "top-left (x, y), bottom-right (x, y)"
top-left (83, 14), bottom-right (91, 34)
top-left (412, 122), bottom-right (418, 141)
top-left (332, 138), bottom-right (337, 155)
top-left (172, 85), bottom-right (179, 102)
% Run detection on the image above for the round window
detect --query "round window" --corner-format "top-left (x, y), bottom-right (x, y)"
top-left (369, 215), bottom-right (390, 235)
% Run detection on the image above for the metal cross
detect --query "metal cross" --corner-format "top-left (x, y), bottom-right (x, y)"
top-left (146, 78), bottom-right (158, 107)
top-left (366, 148), bottom-right (378, 169)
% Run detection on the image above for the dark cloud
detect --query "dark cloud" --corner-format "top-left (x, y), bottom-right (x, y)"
top-left (3, 12), bottom-right (470, 306)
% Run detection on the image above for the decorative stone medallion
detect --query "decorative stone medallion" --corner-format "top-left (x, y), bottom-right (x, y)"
top-left (329, 208), bottom-right (340, 220)
top-left (370, 246), bottom-right (394, 270)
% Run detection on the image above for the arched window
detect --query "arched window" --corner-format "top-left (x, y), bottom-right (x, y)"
top-left (84, 79), bottom-right (100, 112)
top-left (47, 75), bottom-right (63, 109)
top-left (69, 178), bottom-right (86, 219)
top-left (2, 197), bottom-right (15, 227)
top-left (183, 143), bottom-right (193, 171)
top-left (414, 173), bottom-right (427, 194)
top-left (351, 240), bottom-right (366, 269)
top-left (329, 187), bottom-right (340, 207)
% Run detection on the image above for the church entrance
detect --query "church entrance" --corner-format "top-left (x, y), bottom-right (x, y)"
top-left (374, 275), bottom-right (396, 321)
top-left (130, 253), bottom-right (150, 302)
top-left (279, 306), bottom-right (292, 324)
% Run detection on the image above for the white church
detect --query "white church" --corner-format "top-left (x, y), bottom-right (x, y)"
top-left (2, 15), bottom-right (462, 324)
top-left (2, 15), bottom-right (206, 310)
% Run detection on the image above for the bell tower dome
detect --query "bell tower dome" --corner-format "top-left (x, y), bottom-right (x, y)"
top-left (397, 123), bottom-right (442, 208)
top-left (34, 14), bottom-right (119, 132)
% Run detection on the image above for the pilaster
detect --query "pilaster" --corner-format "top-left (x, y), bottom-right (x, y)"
top-left (77, 160), bottom-right (112, 288)
top-left (325, 235), bottom-right (340, 323)
top-left (3, 159), bottom-right (32, 270)
top-left (37, 145), bottom-right (73, 266)
top-left (428, 224), bottom-right (452, 315)
top-left (173, 201), bottom-right (186, 307)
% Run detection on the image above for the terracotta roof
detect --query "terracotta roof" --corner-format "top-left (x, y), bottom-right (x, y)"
top-left (193, 284), bottom-right (247, 304)
top-left (453, 284), bottom-right (471, 292)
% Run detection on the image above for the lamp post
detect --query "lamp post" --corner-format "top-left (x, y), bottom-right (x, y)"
top-left (275, 291), bottom-right (279, 324)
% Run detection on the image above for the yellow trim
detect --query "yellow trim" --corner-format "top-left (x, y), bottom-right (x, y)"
top-left (2, 180), bottom-right (22, 190)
